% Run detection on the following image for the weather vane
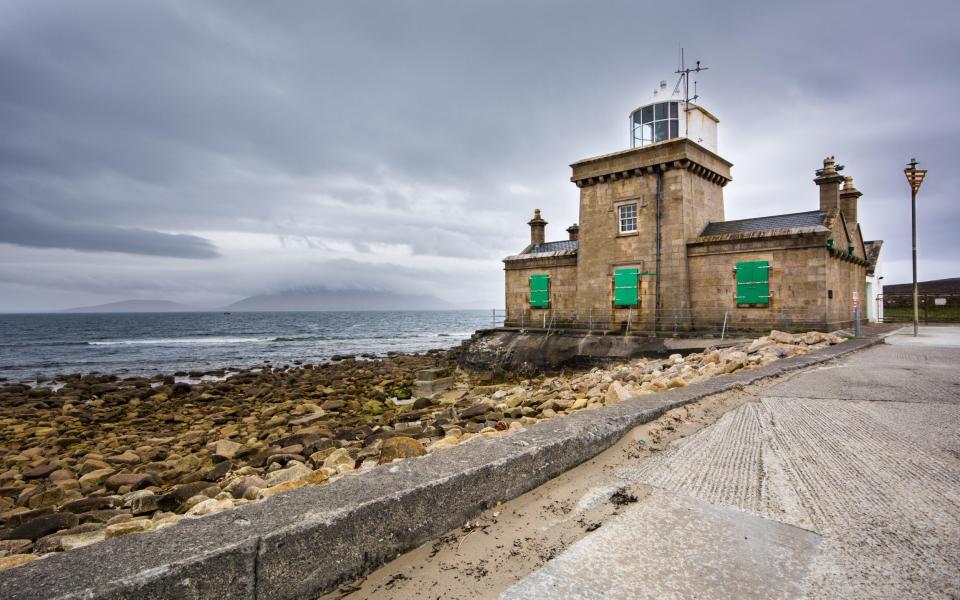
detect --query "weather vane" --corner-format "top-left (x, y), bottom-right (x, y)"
top-left (673, 47), bottom-right (708, 110)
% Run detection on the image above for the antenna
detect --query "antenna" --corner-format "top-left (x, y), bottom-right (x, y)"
top-left (674, 48), bottom-right (709, 112)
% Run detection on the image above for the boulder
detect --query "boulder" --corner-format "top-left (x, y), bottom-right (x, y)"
top-left (320, 399), bottom-right (345, 411)
top-left (265, 463), bottom-right (312, 486)
top-left (377, 436), bottom-right (426, 464)
top-left (2, 512), bottom-right (78, 541)
top-left (60, 496), bottom-right (123, 514)
top-left (769, 330), bottom-right (800, 345)
top-left (185, 498), bottom-right (234, 517)
top-left (22, 464), bottom-right (58, 480)
top-left (223, 476), bottom-right (269, 500)
top-left (104, 472), bottom-right (159, 492)
top-left (106, 451), bottom-right (141, 466)
top-left (257, 469), bottom-right (330, 499)
top-left (158, 481), bottom-right (219, 512)
top-left (459, 404), bottom-right (488, 420)
top-left (203, 460), bottom-right (232, 482)
top-left (104, 519), bottom-right (154, 538)
top-left (322, 449), bottom-right (355, 472)
top-left (213, 439), bottom-right (243, 460)
top-left (124, 490), bottom-right (160, 515)
top-left (78, 468), bottom-right (115, 494)
top-left (605, 381), bottom-right (632, 403)
top-left (0, 539), bottom-right (32, 557)
top-left (0, 554), bottom-right (37, 572)
top-left (59, 528), bottom-right (107, 551)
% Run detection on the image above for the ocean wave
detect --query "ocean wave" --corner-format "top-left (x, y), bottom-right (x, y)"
top-left (88, 337), bottom-right (272, 346)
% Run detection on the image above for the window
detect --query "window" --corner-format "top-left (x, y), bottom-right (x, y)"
top-left (618, 204), bottom-right (638, 233)
top-left (529, 274), bottom-right (549, 308)
top-left (613, 268), bottom-right (639, 307)
top-left (736, 260), bottom-right (770, 306)
top-left (632, 101), bottom-right (680, 147)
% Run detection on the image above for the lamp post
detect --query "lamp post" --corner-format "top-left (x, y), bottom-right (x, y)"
top-left (904, 159), bottom-right (927, 337)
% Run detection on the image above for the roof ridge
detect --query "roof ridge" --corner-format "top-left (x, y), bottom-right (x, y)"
top-left (705, 209), bottom-right (823, 226)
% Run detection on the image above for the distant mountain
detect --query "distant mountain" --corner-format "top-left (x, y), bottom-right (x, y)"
top-left (224, 288), bottom-right (457, 312)
top-left (61, 299), bottom-right (201, 313)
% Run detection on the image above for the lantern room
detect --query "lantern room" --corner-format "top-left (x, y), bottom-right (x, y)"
top-left (629, 80), bottom-right (719, 153)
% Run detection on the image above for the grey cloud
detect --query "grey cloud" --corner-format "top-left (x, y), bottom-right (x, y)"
top-left (0, 0), bottom-right (958, 309)
top-left (0, 205), bottom-right (218, 259)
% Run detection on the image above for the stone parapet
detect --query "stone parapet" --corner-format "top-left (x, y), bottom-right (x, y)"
top-left (570, 138), bottom-right (732, 189)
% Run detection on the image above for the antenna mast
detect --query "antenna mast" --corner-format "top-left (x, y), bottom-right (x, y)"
top-left (675, 48), bottom-right (708, 112)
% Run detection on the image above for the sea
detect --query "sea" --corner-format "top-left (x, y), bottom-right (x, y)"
top-left (0, 311), bottom-right (494, 383)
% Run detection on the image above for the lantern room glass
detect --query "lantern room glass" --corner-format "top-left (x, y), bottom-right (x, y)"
top-left (632, 101), bottom-right (680, 147)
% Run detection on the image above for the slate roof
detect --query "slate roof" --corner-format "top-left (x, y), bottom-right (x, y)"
top-left (526, 240), bottom-right (579, 253)
top-left (864, 240), bottom-right (883, 275)
top-left (503, 239), bottom-right (578, 263)
top-left (700, 210), bottom-right (827, 236)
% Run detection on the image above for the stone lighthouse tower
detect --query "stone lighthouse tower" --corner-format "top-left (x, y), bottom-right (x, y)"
top-left (568, 79), bottom-right (732, 329)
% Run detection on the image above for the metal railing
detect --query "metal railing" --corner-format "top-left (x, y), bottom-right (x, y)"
top-left (881, 294), bottom-right (960, 323)
top-left (501, 306), bottom-right (865, 335)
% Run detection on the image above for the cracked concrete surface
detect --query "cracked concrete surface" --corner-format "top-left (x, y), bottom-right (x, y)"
top-left (504, 332), bottom-right (960, 599)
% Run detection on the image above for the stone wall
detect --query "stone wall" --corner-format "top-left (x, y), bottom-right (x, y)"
top-left (688, 235), bottom-right (827, 330)
top-left (825, 251), bottom-right (867, 329)
top-left (504, 257), bottom-right (577, 327)
top-left (687, 233), bottom-right (867, 331)
top-left (571, 139), bottom-right (730, 329)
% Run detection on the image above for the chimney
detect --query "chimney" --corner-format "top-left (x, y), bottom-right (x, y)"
top-left (528, 208), bottom-right (547, 246)
top-left (814, 156), bottom-right (844, 214)
top-left (839, 175), bottom-right (861, 227)
top-left (566, 223), bottom-right (579, 241)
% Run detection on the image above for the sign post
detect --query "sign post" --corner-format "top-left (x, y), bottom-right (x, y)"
top-left (853, 291), bottom-right (861, 337)
top-left (904, 159), bottom-right (928, 337)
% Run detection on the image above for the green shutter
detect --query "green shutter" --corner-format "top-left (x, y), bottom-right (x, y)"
top-left (613, 268), bottom-right (639, 306)
top-left (529, 274), bottom-right (550, 308)
top-left (736, 261), bottom-right (770, 305)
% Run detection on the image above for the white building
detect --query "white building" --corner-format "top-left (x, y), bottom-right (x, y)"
top-left (864, 240), bottom-right (884, 322)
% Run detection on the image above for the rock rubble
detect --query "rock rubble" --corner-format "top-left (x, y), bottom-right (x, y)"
top-left (0, 331), bottom-right (844, 568)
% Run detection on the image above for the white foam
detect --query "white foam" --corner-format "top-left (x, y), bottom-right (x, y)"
top-left (89, 337), bottom-right (271, 346)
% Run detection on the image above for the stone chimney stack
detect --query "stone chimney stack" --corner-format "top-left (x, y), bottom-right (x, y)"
top-left (814, 156), bottom-right (844, 214)
top-left (839, 175), bottom-right (862, 227)
top-left (528, 208), bottom-right (547, 245)
top-left (566, 223), bottom-right (579, 241)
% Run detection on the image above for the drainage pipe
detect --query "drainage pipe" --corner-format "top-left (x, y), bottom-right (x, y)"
top-left (655, 166), bottom-right (663, 337)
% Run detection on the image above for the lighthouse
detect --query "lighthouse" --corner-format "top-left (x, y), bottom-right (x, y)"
top-left (629, 79), bottom-right (719, 153)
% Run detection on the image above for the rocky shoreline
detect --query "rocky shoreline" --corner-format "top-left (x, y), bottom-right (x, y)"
top-left (0, 330), bottom-right (844, 571)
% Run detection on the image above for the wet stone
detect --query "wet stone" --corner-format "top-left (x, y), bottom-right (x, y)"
top-left (2, 512), bottom-right (79, 542)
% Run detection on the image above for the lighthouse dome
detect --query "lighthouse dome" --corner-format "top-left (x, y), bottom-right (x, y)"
top-left (629, 80), bottom-right (719, 153)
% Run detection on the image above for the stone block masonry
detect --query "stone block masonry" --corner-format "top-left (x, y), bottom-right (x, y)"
top-left (0, 336), bottom-right (884, 599)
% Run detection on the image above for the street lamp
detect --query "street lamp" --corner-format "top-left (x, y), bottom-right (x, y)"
top-left (904, 158), bottom-right (927, 337)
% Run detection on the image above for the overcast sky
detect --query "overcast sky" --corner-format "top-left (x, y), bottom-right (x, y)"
top-left (1, 0), bottom-right (957, 311)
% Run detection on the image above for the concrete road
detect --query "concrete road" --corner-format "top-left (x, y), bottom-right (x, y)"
top-left (503, 328), bottom-right (960, 599)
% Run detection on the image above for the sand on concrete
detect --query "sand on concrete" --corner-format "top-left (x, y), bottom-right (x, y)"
top-left (318, 380), bottom-right (771, 599)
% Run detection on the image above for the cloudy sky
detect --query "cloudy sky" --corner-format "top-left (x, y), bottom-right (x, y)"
top-left (1, 0), bottom-right (957, 312)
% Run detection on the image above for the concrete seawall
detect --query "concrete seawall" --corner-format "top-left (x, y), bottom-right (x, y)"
top-left (0, 336), bottom-right (882, 600)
